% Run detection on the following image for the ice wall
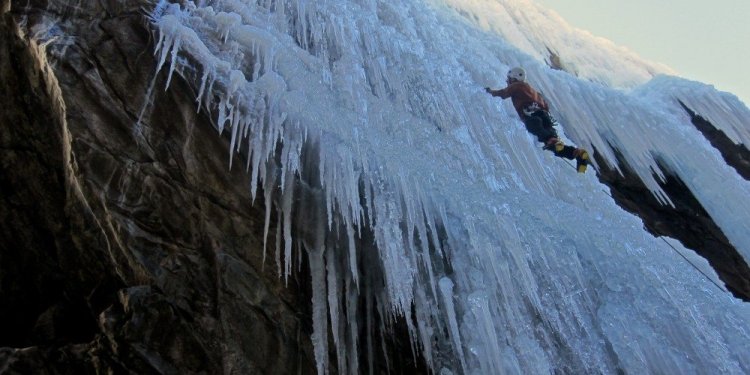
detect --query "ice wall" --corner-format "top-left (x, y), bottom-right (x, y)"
top-left (149, 0), bottom-right (750, 373)
top-left (439, 0), bottom-right (675, 88)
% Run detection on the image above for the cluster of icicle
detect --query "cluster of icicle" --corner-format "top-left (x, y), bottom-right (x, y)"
top-left (150, 1), bottom-right (458, 373)
top-left (147, 1), bottom-right (750, 374)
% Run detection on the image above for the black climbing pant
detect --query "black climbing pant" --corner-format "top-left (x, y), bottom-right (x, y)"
top-left (523, 110), bottom-right (557, 142)
top-left (523, 110), bottom-right (578, 160)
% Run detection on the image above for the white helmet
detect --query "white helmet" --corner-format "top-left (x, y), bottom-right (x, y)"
top-left (507, 67), bottom-right (526, 82)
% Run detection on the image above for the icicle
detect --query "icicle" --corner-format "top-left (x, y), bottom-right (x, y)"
top-left (261, 159), bottom-right (274, 268)
top-left (468, 291), bottom-right (503, 375)
top-left (439, 277), bottom-right (467, 373)
top-left (325, 245), bottom-right (346, 374)
top-left (215, 11), bottom-right (241, 43)
top-left (282, 166), bottom-right (295, 283)
top-left (164, 36), bottom-right (181, 90)
top-left (250, 129), bottom-right (265, 201)
top-left (345, 218), bottom-right (358, 287)
top-left (195, 68), bottom-right (211, 111)
top-left (414, 288), bottom-right (434, 369)
top-left (274, 210), bottom-right (283, 277)
top-left (345, 261), bottom-right (360, 375)
top-left (153, 15), bottom-right (178, 75)
top-left (308, 245), bottom-right (329, 375)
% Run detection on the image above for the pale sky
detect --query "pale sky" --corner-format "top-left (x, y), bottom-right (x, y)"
top-left (534, 0), bottom-right (750, 106)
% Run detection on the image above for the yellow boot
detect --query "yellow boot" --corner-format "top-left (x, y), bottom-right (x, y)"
top-left (575, 149), bottom-right (589, 173)
top-left (543, 138), bottom-right (565, 152)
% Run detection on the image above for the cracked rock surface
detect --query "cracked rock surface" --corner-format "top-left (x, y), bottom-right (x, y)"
top-left (1, 1), bottom-right (315, 373)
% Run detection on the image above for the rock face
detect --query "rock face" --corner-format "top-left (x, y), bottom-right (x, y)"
top-left (0, 1), bottom-right (317, 373)
top-left (588, 98), bottom-right (750, 302)
top-left (594, 151), bottom-right (750, 301)
top-left (679, 101), bottom-right (750, 181)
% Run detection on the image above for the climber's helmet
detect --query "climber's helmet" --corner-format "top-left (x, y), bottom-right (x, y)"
top-left (507, 67), bottom-right (526, 83)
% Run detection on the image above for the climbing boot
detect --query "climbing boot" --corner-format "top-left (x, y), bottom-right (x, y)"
top-left (543, 138), bottom-right (565, 153)
top-left (574, 149), bottom-right (589, 173)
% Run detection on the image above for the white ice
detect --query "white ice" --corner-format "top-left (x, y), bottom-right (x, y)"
top-left (148, 0), bottom-right (750, 373)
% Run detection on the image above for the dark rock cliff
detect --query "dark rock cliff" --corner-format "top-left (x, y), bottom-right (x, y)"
top-left (594, 151), bottom-right (750, 301)
top-left (679, 101), bottom-right (750, 181)
top-left (0, 1), bottom-right (317, 373)
top-left (589, 100), bottom-right (750, 302)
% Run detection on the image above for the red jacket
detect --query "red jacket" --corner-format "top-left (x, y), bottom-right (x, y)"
top-left (489, 81), bottom-right (548, 119)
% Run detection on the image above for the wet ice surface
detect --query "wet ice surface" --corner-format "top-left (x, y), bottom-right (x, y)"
top-left (149, 0), bottom-right (750, 373)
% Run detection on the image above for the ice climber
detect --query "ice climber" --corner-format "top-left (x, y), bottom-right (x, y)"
top-left (485, 67), bottom-right (589, 173)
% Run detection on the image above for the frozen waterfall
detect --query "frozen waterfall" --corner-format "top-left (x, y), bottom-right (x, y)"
top-left (149, 0), bottom-right (750, 373)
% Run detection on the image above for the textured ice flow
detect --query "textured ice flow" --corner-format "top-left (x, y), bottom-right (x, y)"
top-left (148, 0), bottom-right (750, 373)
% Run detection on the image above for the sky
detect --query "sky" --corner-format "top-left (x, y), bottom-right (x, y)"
top-left (533, 0), bottom-right (750, 107)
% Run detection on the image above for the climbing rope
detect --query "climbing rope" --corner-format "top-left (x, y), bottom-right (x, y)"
top-left (558, 158), bottom-right (728, 294)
